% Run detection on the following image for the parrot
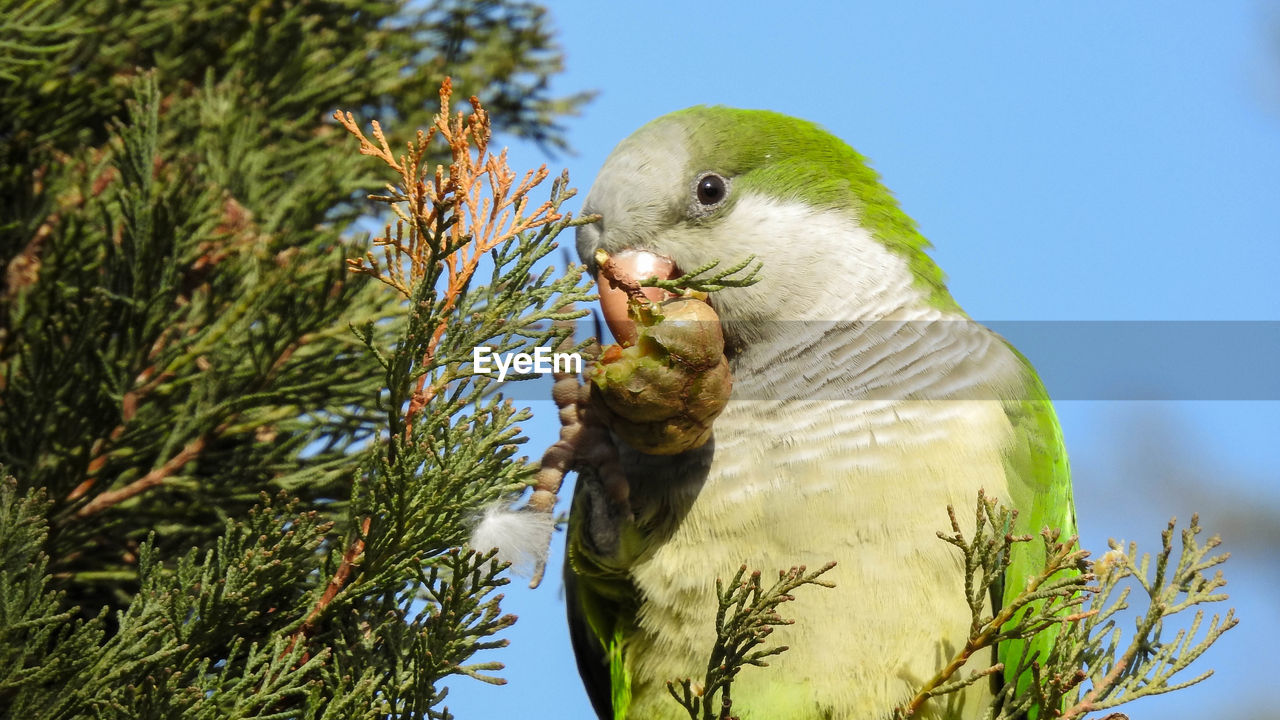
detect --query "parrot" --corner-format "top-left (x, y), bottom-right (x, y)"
top-left (565, 106), bottom-right (1076, 720)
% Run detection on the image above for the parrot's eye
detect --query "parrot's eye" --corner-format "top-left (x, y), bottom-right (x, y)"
top-left (694, 172), bottom-right (729, 207)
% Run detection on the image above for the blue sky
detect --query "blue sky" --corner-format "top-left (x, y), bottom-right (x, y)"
top-left (445, 2), bottom-right (1280, 718)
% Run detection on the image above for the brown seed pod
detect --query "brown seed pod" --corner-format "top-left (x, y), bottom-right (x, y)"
top-left (589, 297), bottom-right (732, 455)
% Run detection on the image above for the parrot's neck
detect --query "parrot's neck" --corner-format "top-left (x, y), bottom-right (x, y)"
top-left (715, 208), bottom-right (1025, 404)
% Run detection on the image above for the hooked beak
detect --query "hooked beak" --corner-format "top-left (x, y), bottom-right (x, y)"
top-left (596, 249), bottom-right (678, 345)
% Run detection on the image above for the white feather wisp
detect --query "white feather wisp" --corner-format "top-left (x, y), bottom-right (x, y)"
top-left (468, 503), bottom-right (556, 578)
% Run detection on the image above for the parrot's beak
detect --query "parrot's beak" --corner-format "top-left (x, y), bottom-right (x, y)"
top-left (596, 249), bottom-right (677, 346)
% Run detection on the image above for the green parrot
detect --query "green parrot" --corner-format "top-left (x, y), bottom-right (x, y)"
top-left (566, 107), bottom-right (1075, 720)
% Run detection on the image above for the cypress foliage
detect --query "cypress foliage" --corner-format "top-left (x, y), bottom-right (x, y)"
top-left (0, 1), bottom-right (592, 716)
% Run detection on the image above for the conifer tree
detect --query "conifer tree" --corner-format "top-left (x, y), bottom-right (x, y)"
top-left (1, 1), bottom-right (592, 716)
top-left (1, 4), bottom-right (1240, 718)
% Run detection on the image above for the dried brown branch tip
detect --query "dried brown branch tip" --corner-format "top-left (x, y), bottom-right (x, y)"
top-left (587, 249), bottom-right (733, 455)
top-left (335, 77), bottom-right (559, 302)
top-left (335, 77), bottom-right (564, 432)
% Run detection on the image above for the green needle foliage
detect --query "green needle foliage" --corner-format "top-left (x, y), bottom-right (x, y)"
top-left (1, 1), bottom-right (592, 716)
top-left (1008, 516), bottom-right (1237, 719)
top-left (898, 493), bottom-right (1237, 720)
top-left (667, 563), bottom-right (836, 720)
top-left (641, 255), bottom-right (763, 295)
top-left (670, 493), bottom-right (1235, 720)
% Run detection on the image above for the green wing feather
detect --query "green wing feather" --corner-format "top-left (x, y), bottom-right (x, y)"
top-left (564, 476), bottom-right (637, 720)
top-left (999, 345), bottom-right (1077, 718)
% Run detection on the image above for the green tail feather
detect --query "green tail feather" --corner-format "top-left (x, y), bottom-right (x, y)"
top-left (610, 628), bottom-right (631, 720)
top-left (999, 346), bottom-right (1078, 718)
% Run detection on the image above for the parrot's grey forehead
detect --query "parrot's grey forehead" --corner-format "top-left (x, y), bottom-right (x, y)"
top-left (577, 118), bottom-right (692, 261)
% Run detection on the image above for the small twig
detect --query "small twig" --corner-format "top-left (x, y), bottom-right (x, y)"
top-left (73, 432), bottom-right (212, 519)
top-left (304, 515), bottom-right (372, 630)
top-left (285, 513), bottom-right (373, 659)
top-left (593, 248), bottom-right (648, 305)
top-left (896, 493), bottom-right (1091, 720)
top-left (642, 255), bottom-right (761, 294)
top-left (1058, 659), bottom-right (1129, 720)
top-left (669, 563), bottom-right (836, 720)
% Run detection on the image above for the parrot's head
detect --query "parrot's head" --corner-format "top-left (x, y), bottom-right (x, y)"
top-left (576, 106), bottom-right (958, 352)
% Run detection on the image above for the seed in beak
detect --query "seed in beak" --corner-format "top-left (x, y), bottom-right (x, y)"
top-left (595, 249), bottom-right (677, 345)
